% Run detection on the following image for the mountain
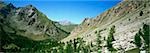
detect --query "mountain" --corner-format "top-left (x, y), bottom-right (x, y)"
top-left (0, 2), bottom-right (70, 52)
top-left (62, 0), bottom-right (150, 52)
top-left (54, 21), bottom-right (78, 33)
top-left (0, 2), bottom-right (69, 41)
top-left (58, 20), bottom-right (73, 25)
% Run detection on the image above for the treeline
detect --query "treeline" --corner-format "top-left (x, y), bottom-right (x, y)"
top-left (50, 38), bottom-right (93, 53)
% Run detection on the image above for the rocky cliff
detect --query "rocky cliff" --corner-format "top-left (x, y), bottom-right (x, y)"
top-left (62, 0), bottom-right (150, 52)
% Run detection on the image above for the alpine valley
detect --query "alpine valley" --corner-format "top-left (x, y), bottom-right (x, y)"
top-left (0, 0), bottom-right (150, 53)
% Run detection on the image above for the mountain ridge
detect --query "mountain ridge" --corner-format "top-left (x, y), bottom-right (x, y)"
top-left (0, 2), bottom-right (69, 41)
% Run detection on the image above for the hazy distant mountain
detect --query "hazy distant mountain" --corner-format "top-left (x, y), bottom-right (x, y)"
top-left (58, 20), bottom-right (73, 25)
top-left (54, 21), bottom-right (78, 33)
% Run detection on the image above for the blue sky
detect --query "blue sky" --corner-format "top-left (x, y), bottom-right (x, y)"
top-left (4, 0), bottom-right (121, 24)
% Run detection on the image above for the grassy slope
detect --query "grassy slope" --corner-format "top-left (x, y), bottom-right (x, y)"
top-left (0, 25), bottom-right (59, 52)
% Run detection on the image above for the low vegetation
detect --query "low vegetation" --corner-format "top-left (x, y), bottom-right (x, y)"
top-left (96, 30), bottom-right (102, 53)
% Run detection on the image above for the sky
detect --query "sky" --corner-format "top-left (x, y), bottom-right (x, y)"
top-left (4, 0), bottom-right (121, 24)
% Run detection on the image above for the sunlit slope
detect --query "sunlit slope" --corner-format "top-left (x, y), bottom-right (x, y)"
top-left (62, 0), bottom-right (150, 52)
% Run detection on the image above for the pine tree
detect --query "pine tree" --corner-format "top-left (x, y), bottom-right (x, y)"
top-left (142, 24), bottom-right (149, 46)
top-left (73, 38), bottom-right (78, 52)
top-left (107, 26), bottom-right (116, 51)
top-left (134, 30), bottom-right (142, 48)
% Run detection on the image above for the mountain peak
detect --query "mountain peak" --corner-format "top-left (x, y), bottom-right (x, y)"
top-left (7, 3), bottom-right (15, 9)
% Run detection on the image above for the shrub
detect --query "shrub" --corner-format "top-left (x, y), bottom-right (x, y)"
top-left (139, 11), bottom-right (143, 16)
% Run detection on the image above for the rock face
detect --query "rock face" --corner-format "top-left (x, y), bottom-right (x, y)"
top-left (0, 2), bottom-right (68, 41)
top-left (62, 0), bottom-right (150, 52)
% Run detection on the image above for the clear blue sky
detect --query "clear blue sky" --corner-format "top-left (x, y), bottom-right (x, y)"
top-left (4, 0), bottom-right (121, 24)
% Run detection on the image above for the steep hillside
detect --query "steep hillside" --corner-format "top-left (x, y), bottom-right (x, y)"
top-left (62, 0), bottom-right (150, 52)
top-left (0, 2), bottom-right (69, 41)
